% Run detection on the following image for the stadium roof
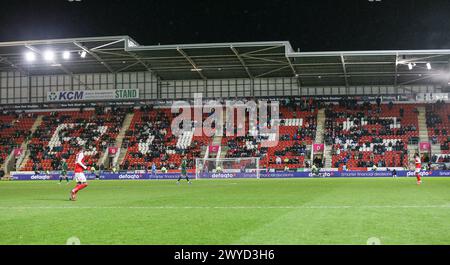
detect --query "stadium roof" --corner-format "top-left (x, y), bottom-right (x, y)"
top-left (1, 35), bottom-right (450, 87)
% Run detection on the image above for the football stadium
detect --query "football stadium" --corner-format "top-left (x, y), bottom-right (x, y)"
top-left (1, 1), bottom-right (450, 250)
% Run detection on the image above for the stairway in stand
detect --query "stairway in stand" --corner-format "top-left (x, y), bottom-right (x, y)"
top-left (314, 108), bottom-right (330, 167)
top-left (315, 108), bottom-right (326, 144)
top-left (109, 112), bottom-right (135, 169)
top-left (417, 106), bottom-right (441, 155)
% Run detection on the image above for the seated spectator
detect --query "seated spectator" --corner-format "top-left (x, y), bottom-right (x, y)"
top-left (276, 156), bottom-right (282, 165)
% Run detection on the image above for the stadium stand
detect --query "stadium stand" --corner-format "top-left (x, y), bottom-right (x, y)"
top-left (120, 106), bottom-right (212, 171)
top-left (221, 98), bottom-right (319, 171)
top-left (22, 107), bottom-right (128, 171)
top-left (426, 100), bottom-right (450, 154)
top-left (0, 112), bottom-right (36, 166)
top-left (325, 99), bottom-right (419, 170)
top-left (263, 100), bottom-right (319, 170)
top-left (3, 99), bottom-right (448, 173)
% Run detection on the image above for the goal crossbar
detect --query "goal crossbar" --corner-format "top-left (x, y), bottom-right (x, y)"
top-left (195, 157), bottom-right (260, 179)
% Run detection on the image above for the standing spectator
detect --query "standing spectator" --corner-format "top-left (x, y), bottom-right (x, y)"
top-left (376, 96), bottom-right (382, 108)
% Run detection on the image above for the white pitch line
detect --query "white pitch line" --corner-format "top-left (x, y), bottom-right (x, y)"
top-left (0, 205), bottom-right (450, 210)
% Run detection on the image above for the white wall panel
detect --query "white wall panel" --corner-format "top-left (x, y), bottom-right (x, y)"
top-left (0, 70), bottom-right (444, 105)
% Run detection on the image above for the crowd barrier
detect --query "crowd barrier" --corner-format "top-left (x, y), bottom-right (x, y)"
top-left (8, 170), bottom-right (450, 181)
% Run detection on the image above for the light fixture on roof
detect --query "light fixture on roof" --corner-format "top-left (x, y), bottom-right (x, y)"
top-left (408, 63), bottom-right (413, 70)
top-left (427, 63), bottom-right (432, 70)
top-left (62, 51), bottom-right (71, 60)
top-left (43, 50), bottom-right (55, 61)
top-left (79, 51), bottom-right (87, 58)
top-left (25, 51), bottom-right (36, 62)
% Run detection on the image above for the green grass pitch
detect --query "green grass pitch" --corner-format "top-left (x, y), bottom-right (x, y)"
top-left (1, 178), bottom-right (450, 245)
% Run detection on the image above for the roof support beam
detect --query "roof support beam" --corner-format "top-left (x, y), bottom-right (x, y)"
top-left (0, 55), bottom-right (28, 75)
top-left (394, 53), bottom-right (399, 87)
top-left (340, 54), bottom-right (349, 87)
top-left (93, 50), bottom-right (136, 58)
top-left (398, 75), bottom-right (435, 86)
top-left (286, 57), bottom-right (303, 87)
top-left (74, 42), bottom-right (115, 73)
top-left (125, 51), bottom-right (157, 74)
top-left (255, 66), bottom-right (290, 78)
top-left (91, 39), bottom-right (126, 51)
top-left (231, 46), bottom-right (253, 79)
top-left (241, 54), bottom-right (287, 64)
top-left (177, 47), bottom-right (207, 80)
top-left (241, 45), bottom-right (284, 56)
top-left (116, 61), bottom-right (141, 73)
top-left (286, 57), bottom-right (298, 77)
top-left (397, 54), bottom-right (445, 65)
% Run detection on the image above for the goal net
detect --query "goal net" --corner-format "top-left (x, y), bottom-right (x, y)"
top-left (195, 157), bottom-right (260, 179)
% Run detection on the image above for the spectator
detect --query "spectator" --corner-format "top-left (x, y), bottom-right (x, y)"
top-left (276, 156), bottom-right (282, 165)
top-left (376, 96), bottom-right (381, 108)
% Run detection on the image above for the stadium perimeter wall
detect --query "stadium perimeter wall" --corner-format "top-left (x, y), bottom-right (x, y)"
top-left (9, 170), bottom-right (450, 181)
top-left (0, 71), bottom-right (442, 105)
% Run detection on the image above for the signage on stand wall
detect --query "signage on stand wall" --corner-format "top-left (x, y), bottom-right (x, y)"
top-left (47, 89), bottom-right (139, 102)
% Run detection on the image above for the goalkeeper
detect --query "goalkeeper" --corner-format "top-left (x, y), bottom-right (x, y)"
top-left (91, 166), bottom-right (100, 180)
top-left (59, 159), bottom-right (70, 184)
top-left (177, 157), bottom-right (191, 184)
top-left (311, 163), bottom-right (320, 177)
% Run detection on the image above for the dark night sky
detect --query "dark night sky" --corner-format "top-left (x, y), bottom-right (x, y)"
top-left (1, 0), bottom-right (450, 52)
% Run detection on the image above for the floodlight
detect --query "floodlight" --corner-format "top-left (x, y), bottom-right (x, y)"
top-left (43, 50), bottom-right (55, 61)
top-left (25, 52), bottom-right (36, 62)
top-left (63, 51), bottom-right (71, 60)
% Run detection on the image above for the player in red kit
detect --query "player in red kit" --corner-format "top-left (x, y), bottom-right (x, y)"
top-left (414, 153), bottom-right (422, 185)
top-left (70, 147), bottom-right (90, 201)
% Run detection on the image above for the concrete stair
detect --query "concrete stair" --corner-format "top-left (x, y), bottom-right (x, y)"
top-left (202, 134), bottom-right (224, 159)
top-left (324, 145), bottom-right (333, 168)
top-left (408, 145), bottom-right (419, 167)
top-left (213, 135), bottom-right (223, 158)
top-left (315, 108), bottom-right (326, 144)
top-left (417, 106), bottom-right (429, 143)
top-left (212, 135), bottom-right (222, 146)
top-left (112, 112), bottom-right (135, 168)
top-left (200, 146), bottom-right (208, 159)
top-left (219, 146), bottom-right (229, 159)
top-left (115, 145), bottom-right (129, 169)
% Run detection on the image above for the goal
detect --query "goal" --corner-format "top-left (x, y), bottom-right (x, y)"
top-left (195, 157), bottom-right (260, 179)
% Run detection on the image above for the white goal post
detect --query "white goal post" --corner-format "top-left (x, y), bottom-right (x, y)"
top-left (195, 157), bottom-right (260, 179)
